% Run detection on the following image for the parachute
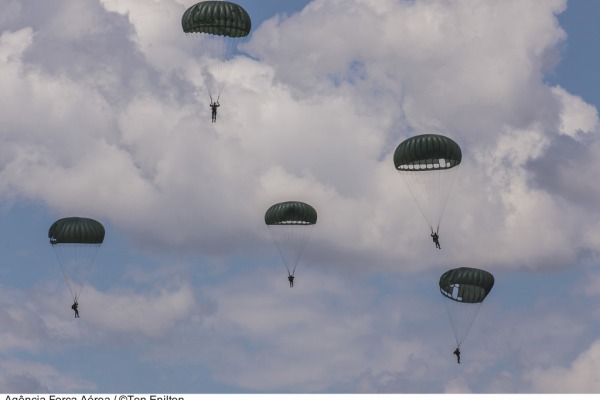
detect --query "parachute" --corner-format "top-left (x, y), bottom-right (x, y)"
top-left (48, 217), bottom-right (105, 302)
top-left (393, 134), bottom-right (462, 235)
top-left (439, 267), bottom-right (494, 348)
top-left (182, 1), bottom-right (251, 102)
top-left (265, 201), bottom-right (317, 280)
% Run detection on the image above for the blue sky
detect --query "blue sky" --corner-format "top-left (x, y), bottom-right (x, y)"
top-left (1, 0), bottom-right (600, 394)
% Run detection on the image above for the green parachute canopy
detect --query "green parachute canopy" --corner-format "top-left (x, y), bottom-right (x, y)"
top-left (439, 267), bottom-right (494, 348)
top-left (439, 267), bottom-right (495, 303)
top-left (49, 217), bottom-right (105, 244)
top-left (265, 201), bottom-right (317, 225)
top-left (182, 1), bottom-right (251, 38)
top-left (393, 134), bottom-right (462, 235)
top-left (265, 201), bottom-right (317, 279)
top-left (49, 217), bottom-right (105, 302)
top-left (393, 134), bottom-right (462, 171)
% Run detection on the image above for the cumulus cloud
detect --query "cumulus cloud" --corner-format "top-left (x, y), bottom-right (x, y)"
top-left (0, 358), bottom-right (96, 392)
top-left (552, 86), bottom-right (600, 138)
top-left (0, 288), bottom-right (98, 392)
top-left (27, 280), bottom-right (201, 345)
top-left (526, 339), bottom-right (600, 393)
top-left (154, 267), bottom-right (439, 392)
top-left (246, 0), bottom-right (567, 135)
top-left (2, 0), bottom-right (595, 275)
top-left (0, 287), bottom-right (51, 353)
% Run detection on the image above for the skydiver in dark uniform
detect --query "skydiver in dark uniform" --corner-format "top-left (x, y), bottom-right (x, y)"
top-left (288, 274), bottom-right (294, 288)
top-left (210, 100), bottom-right (220, 123)
top-left (71, 300), bottom-right (79, 318)
top-left (453, 347), bottom-right (460, 364)
top-left (431, 231), bottom-right (441, 249)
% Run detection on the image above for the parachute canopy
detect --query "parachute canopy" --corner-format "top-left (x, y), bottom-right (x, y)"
top-left (439, 267), bottom-right (494, 348)
top-left (265, 201), bottom-right (318, 225)
top-left (393, 134), bottom-right (462, 234)
top-left (49, 217), bottom-right (105, 302)
top-left (49, 217), bottom-right (105, 245)
top-left (182, 1), bottom-right (251, 38)
top-left (393, 134), bottom-right (462, 171)
top-left (265, 201), bottom-right (317, 279)
top-left (439, 267), bottom-right (495, 303)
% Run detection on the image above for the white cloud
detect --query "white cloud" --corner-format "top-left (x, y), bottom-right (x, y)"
top-left (0, 287), bottom-right (49, 353)
top-left (82, 283), bottom-right (197, 337)
top-left (526, 339), bottom-right (600, 393)
top-left (552, 86), bottom-right (600, 138)
top-left (181, 268), bottom-right (436, 391)
top-left (28, 279), bottom-right (199, 340)
top-left (99, 0), bottom-right (193, 71)
top-left (247, 0), bottom-right (567, 136)
top-left (0, 358), bottom-right (96, 392)
top-left (2, 0), bottom-right (595, 274)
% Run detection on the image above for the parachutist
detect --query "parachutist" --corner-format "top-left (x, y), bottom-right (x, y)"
top-left (183, 2), bottom-right (251, 110)
top-left (440, 268), bottom-right (494, 351)
top-left (431, 232), bottom-right (441, 249)
top-left (71, 301), bottom-right (79, 318)
top-left (49, 217), bottom-right (105, 310)
top-left (210, 100), bottom-right (220, 123)
top-left (453, 347), bottom-right (460, 363)
top-left (265, 201), bottom-right (317, 288)
top-left (394, 135), bottom-right (462, 243)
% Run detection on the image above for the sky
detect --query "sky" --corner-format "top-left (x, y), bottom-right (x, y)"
top-left (1, 0), bottom-right (600, 394)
